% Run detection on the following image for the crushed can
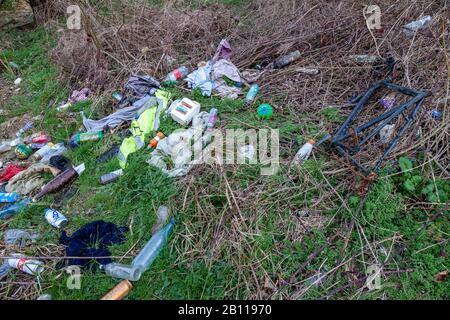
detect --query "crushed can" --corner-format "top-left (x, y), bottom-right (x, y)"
top-left (44, 208), bottom-right (68, 228)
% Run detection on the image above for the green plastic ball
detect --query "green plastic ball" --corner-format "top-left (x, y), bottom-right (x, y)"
top-left (257, 103), bottom-right (273, 119)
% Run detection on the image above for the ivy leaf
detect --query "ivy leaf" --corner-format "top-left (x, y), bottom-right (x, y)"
top-left (399, 157), bottom-right (413, 172)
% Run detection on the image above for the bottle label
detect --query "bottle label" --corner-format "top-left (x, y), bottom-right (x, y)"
top-left (79, 133), bottom-right (101, 142)
top-left (173, 69), bottom-right (182, 81)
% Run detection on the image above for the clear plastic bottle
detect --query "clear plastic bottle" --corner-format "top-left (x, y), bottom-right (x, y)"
top-left (164, 66), bottom-right (189, 83)
top-left (100, 169), bottom-right (123, 185)
top-left (15, 121), bottom-right (33, 138)
top-left (103, 263), bottom-right (142, 281)
top-left (0, 198), bottom-right (32, 220)
top-left (403, 15), bottom-right (432, 37)
top-left (131, 218), bottom-right (175, 272)
top-left (245, 84), bottom-right (260, 105)
top-left (0, 192), bottom-right (21, 203)
top-left (273, 50), bottom-right (301, 69)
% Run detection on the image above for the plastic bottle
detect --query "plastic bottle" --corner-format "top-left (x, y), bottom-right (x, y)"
top-left (103, 263), bottom-right (142, 281)
top-left (15, 121), bottom-right (33, 138)
top-left (164, 66), bottom-right (189, 83)
top-left (0, 138), bottom-right (22, 153)
top-left (149, 132), bottom-right (165, 148)
top-left (293, 139), bottom-right (316, 164)
top-left (245, 84), bottom-right (260, 105)
top-left (273, 50), bottom-right (301, 69)
top-left (100, 169), bottom-right (123, 185)
top-left (131, 218), bottom-right (175, 273)
top-left (33, 165), bottom-right (84, 201)
top-left (403, 15), bottom-right (432, 37)
top-left (7, 254), bottom-right (44, 275)
top-left (24, 133), bottom-right (49, 145)
top-left (38, 143), bottom-right (66, 164)
top-left (202, 108), bottom-right (219, 146)
top-left (69, 131), bottom-right (104, 148)
top-left (0, 192), bottom-right (21, 203)
top-left (0, 198), bottom-right (32, 220)
top-left (0, 262), bottom-right (11, 279)
top-left (205, 108), bottom-right (218, 132)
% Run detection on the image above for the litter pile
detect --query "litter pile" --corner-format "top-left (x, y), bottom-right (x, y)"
top-left (0, 0), bottom-right (448, 300)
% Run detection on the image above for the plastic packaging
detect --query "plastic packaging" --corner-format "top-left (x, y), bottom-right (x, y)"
top-left (273, 50), bottom-right (301, 69)
top-left (37, 294), bottom-right (52, 300)
top-left (0, 198), bottom-right (31, 220)
top-left (0, 192), bottom-right (21, 203)
top-left (24, 133), bottom-right (49, 145)
top-left (4, 229), bottom-right (40, 247)
top-left (403, 15), bottom-right (432, 37)
top-left (100, 169), bottom-right (123, 185)
top-left (15, 121), bottom-right (33, 138)
top-left (44, 208), bottom-right (68, 228)
top-left (169, 98), bottom-right (201, 125)
top-left (431, 110), bottom-right (442, 121)
top-left (15, 144), bottom-right (33, 159)
top-left (131, 218), bottom-right (175, 273)
top-left (69, 131), bottom-right (104, 148)
top-left (293, 139), bottom-right (315, 164)
top-left (245, 84), bottom-right (260, 105)
top-left (31, 142), bottom-right (65, 163)
top-left (164, 66), bottom-right (189, 83)
top-left (103, 263), bottom-right (142, 281)
top-left (149, 132), bottom-right (165, 148)
top-left (380, 92), bottom-right (397, 109)
top-left (0, 138), bottom-right (22, 153)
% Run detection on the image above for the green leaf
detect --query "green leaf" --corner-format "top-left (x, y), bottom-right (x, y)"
top-left (421, 183), bottom-right (434, 195)
top-left (404, 179), bottom-right (416, 192)
top-left (399, 157), bottom-right (413, 172)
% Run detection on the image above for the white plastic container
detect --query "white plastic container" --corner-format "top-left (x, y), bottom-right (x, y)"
top-left (169, 98), bottom-right (201, 126)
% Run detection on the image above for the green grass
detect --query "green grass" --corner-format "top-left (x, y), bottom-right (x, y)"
top-left (1, 22), bottom-right (448, 301)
